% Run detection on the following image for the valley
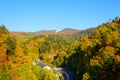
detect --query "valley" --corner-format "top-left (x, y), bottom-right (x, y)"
top-left (0, 17), bottom-right (120, 80)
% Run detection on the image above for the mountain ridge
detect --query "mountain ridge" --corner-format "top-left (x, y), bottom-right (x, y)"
top-left (10, 28), bottom-right (81, 35)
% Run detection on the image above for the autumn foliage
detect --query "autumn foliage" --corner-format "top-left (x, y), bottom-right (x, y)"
top-left (0, 17), bottom-right (120, 80)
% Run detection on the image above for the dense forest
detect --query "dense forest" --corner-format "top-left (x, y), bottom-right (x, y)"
top-left (0, 17), bottom-right (120, 80)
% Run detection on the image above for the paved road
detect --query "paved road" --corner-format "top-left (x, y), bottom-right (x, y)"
top-left (62, 71), bottom-right (69, 80)
top-left (35, 61), bottom-right (74, 80)
top-left (61, 68), bottom-right (74, 80)
top-left (67, 71), bottom-right (74, 80)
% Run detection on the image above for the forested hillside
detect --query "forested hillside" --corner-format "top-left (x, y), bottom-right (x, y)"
top-left (0, 25), bottom-right (57, 80)
top-left (66, 17), bottom-right (120, 80)
top-left (0, 17), bottom-right (120, 80)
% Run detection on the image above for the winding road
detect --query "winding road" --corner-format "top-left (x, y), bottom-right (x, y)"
top-left (62, 71), bottom-right (69, 80)
top-left (61, 68), bottom-right (74, 80)
top-left (35, 61), bottom-right (74, 80)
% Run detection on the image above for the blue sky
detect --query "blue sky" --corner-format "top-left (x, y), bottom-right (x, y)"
top-left (0, 0), bottom-right (120, 32)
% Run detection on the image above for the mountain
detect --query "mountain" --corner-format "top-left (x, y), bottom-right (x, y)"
top-left (35, 30), bottom-right (56, 35)
top-left (10, 27), bottom-right (96, 40)
top-left (62, 28), bottom-right (78, 31)
top-left (35, 28), bottom-right (81, 35)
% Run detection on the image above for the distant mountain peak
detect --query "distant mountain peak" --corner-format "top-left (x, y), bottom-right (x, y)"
top-left (62, 28), bottom-right (78, 31)
top-left (35, 28), bottom-right (80, 35)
